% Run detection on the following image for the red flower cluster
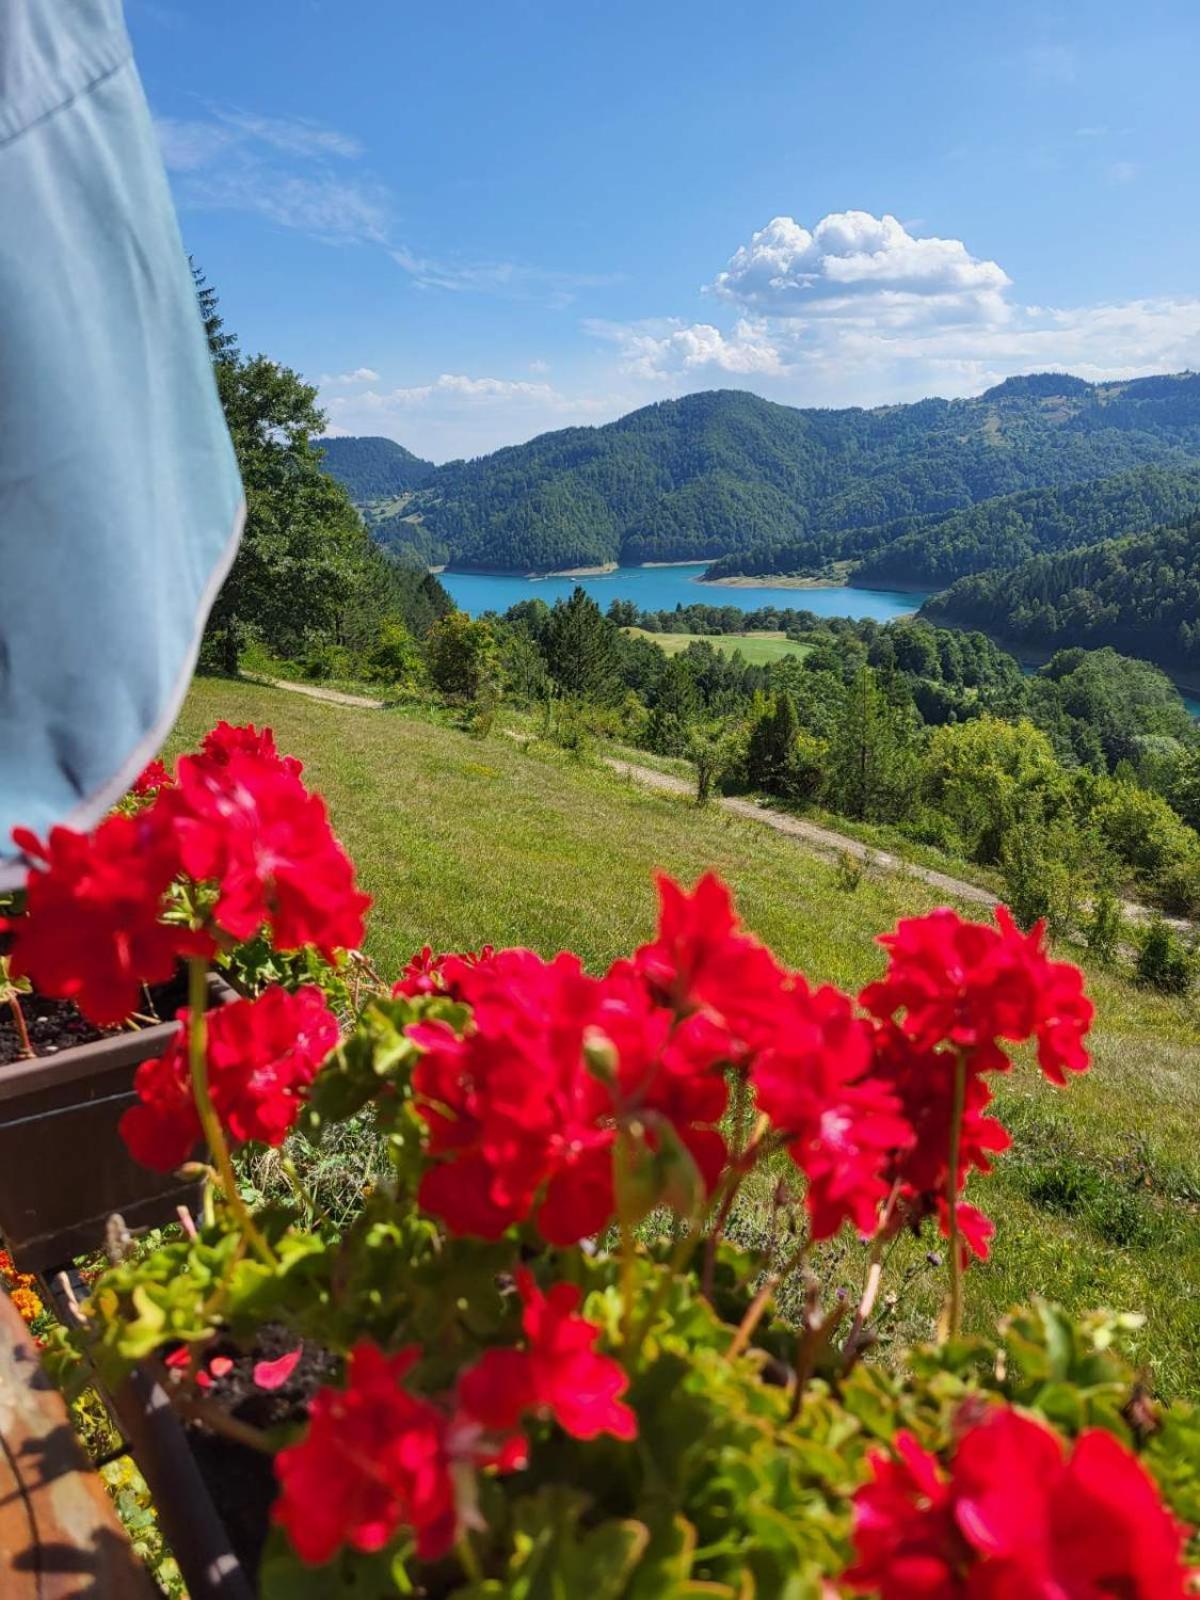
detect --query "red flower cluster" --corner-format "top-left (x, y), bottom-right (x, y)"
top-left (200, 720), bottom-right (304, 778)
top-left (120, 985), bottom-right (339, 1171)
top-left (6, 723), bottom-right (369, 1025)
top-left (406, 883), bottom-right (1095, 1257)
top-left (845, 1406), bottom-right (1193, 1598)
top-left (861, 907), bottom-right (1093, 1083)
top-left (274, 1343), bottom-right (459, 1565)
top-left (633, 870), bottom-right (788, 1058)
top-left (858, 906), bottom-right (1094, 1257)
top-left (273, 1273), bottom-right (634, 1566)
top-left (457, 1269), bottom-right (636, 1443)
top-left (131, 758), bottom-right (172, 797)
top-left (409, 948), bottom-right (617, 1243)
top-left (868, 1023), bottom-right (1012, 1262)
top-left (408, 882), bottom-right (767, 1245)
top-left (4, 816), bottom-right (183, 1025)
top-left (751, 984), bottom-right (910, 1240)
top-left (163, 742), bottom-right (369, 959)
top-left (392, 943), bottom-right (495, 1000)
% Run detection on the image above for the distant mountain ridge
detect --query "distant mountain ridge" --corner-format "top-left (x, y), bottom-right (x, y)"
top-left (320, 373), bottom-right (1200, 579)
top-left (318, 436), bottom-right (437, 500)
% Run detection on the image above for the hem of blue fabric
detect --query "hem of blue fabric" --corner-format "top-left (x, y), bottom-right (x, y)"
top-left (0, 495), bottom-right (247, 891)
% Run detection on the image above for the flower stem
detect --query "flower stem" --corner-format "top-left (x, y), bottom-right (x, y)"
top-left (614, 1130), bottom-right (637, 1346)
top-left (8, 997), bottom-right (33, 1060)
top-left (185, 958), bottom-right (277, 1269)
top-left (457, 1533), bottom-right (482, 1583)
top-left (627, 1228), bottom-right (699, 1362)
top-left (728, 1235), bottom-right (808, 1359)
top-left (943, 1046), bottom-right (968, 1342)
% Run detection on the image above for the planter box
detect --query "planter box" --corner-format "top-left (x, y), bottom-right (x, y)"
top-left (0, 975), bottom-right (235, 1272)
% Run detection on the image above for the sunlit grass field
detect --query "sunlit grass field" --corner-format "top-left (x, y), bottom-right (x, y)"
top-left (623, 627), bottom-right (812, 665)
top-left (173, 677), bottom-right (1200, 1395)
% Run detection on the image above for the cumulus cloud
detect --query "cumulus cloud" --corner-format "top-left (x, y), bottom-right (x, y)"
top-left (587, 317), bottom-right (786, 381)
top-left (583, 208), bottom-right (1200, 417)
top-left (709, 211), bottom-right (1011, 325)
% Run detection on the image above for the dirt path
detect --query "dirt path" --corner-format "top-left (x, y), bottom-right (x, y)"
top-left (602, 755), bottom-right (1189, 932)
top-left (243, 675), bottom-right (385, 709)
top-left (603, 757), bottom-right (997, 908)
top-left (248, 676), bottom-right (1183, 931)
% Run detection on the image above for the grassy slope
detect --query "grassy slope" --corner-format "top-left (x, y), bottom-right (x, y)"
top-left (172, 677), bottom-right (1200, 1395)
top-left (624, 628), bottom-right (812, 666)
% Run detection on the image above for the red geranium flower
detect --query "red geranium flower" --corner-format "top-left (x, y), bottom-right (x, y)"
top-left (131, 758), bottom-right (172, 797)
top-left (844, 1406), bottom-right (1193, 1598)
top-left (119, 984), bottom-right (339, 1171)
top-left (273, 1343), bottom-right (457, 1565)
top-left (752, 982), bottom-right (912, 1240)
top-left (5, 813), bottom-right (184, 1026)
top-left (458, 1269), bottom-right (636, 1443)
top-left (199, 720), bottom-right (303, 777)
top-left (869, 1022), bottom-right (1012, 1262)
top-left (162, 746), bottom-right (370, 958)
top-left (410, 949), bottom-right (615, 1244)
top-left (860, 907), bottom-right (1093, 1082)
top-left (391, 944), bottom-right (495, 1000)
top-left (632, 872), bottom-right (789, 1057)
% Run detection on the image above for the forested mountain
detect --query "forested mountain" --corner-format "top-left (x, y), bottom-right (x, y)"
top-left (318, 436), bottom-right (437, 500)
top-left (921, 516), bottom-right (1200, 674)
top-left (711, 462), bottom-right (1200, 587)
top-left (325, 374), bottom-right (1200, 574)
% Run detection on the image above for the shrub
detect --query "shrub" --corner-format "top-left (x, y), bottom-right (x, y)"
top-left (1135, 916), bottom-right (1197, 994)
top-left (1086, 885), bottom-right (1123, 964)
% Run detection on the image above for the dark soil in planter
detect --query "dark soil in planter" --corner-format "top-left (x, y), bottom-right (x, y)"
top-left (182, 1326), bottom-right (340, 1584)
top-left (0, 972), bottom-right (192, 1067)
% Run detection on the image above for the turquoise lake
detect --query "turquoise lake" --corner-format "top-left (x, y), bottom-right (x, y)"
top-left (440, 564), bottom-right (927, 623)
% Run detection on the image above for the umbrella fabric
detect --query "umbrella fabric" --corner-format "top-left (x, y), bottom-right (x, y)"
top-left (0, 0), bottom-right (244, 888)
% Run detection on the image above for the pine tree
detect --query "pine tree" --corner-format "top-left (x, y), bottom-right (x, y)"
top-left (190, 257), bottom-right (239, 364)
top-left (746, 692), bottom-right (799, 793)
top-left (543, 588), bottom-right (621, 702)
top-left (827, 666), bottom-right (917, 822)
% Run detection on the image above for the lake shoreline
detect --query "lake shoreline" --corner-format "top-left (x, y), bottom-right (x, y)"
top-left (439, 564), bottom-right (927, 628)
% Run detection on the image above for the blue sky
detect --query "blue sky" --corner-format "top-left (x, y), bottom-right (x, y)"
top-left (130, 0), bottom-right (1200, 461)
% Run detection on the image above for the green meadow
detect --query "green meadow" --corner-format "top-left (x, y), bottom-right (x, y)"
top-left (172, 677), bottom-right (1200, 1396)
top-left (623, 627), bottom-right (813, 666)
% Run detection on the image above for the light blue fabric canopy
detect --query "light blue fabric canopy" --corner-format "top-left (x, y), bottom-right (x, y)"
top-left (0, 0), bottom-right (244, 887)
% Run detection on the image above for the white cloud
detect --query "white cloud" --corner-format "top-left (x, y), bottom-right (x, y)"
top-left (529, 359), bottom-right (551, 374)
top-left (1108, 160), bottom-right (1140, 185)
top-left (155, 116), bottom-right (236, 172)
top-left (387, 246), bottom-right (620, 305)
top-left (182, 168), bottom-right (392, 244)
top-left (325, 375), bottom-right (634, 460)
top-left (155, 105), bottom-right (609, 304)
top-left (320, 367), bottom-right (381, 386)
top-left (210, 108), bottom-right (364, 160)
top-left (157, 106), bottom-right (389, 245)
top-left (588, 317), bottom-right (786, 381)
top-left (709, 212), bottom-right (1011, 326)
top-left (582, 208), bottom-right (1200, 419)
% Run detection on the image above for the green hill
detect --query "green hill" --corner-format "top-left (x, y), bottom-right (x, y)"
top-left (318, 435), bottom-right (437, 500)
top-left (327, 374), bottom-right (1200, 575)
top-left (922, 514), bottom-right (1200, 676)
top-left (172, 676), bottom-right (1200, 1392)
